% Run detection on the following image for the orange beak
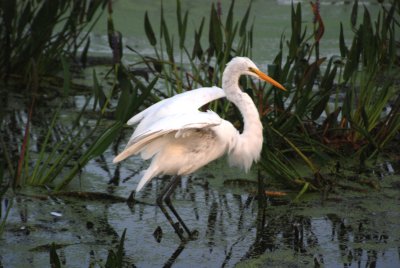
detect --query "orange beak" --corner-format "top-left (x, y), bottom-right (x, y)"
top-left (251, 68), bottom-right (286, 91)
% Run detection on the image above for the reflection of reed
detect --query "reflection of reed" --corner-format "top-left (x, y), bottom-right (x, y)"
top-left (54, 161), bottom-right (394, 268)
top-left (206, 201), bottom-right (218, 248)
top-left (326, 214), bottom-right (391, 267)
top-left (5, 167), bottom-right (397, 267)
top-left (136, 175), bottom-right (346, 266)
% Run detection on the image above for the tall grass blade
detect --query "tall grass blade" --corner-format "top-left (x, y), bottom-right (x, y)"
top-left (144, 11), bottom-right (157, 46)
top-left (339, 23), bottom-right (347, 57)
top-left (239, 2), bottom-right (251, 37)
top-left (294, 182), bottom-right (309, 202)
top-left (225, 0), bottom-right (235, 34)
top-left (60, 56), bottom-right (71, 96)
top-left (351, 0), bottom-right (358, 29)
top-left (92, 69), bottom-right (107, 110)
top-left (192, 18), bottom-right (205, 60)
top-left (0, 198), bottom-right (13, 237)
top-left (209, 3), bottom-right (223, 55)
top-left (30, 105), bottom-right (61, 185)
top-left (55, 121), bottom-right (123, 191)
top-left (80, 37), bottom-right (91, 68)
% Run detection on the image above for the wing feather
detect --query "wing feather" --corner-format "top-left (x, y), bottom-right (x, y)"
top-left (113, 110), bottom-right (223, 163)
top-left (113, 86), bottom-right (225, 164)
top-left (127, 110), bottom-right (221, 146)
top-left (127, 86), bottom-right (224, 126)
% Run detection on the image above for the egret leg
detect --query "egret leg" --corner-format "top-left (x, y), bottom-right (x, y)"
top-left (163, 177), bottom-right (194, 238)
top-left (157, 176), bottom-right (197, 241)
top-left (156, 176), bottom-right (185, 240)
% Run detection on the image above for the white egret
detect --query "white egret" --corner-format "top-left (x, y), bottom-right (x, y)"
top-left (113, 57), bottom-right (286, 241)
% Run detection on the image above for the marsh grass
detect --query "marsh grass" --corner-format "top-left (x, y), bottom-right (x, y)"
top-left (5, 58), bottom-right (157, 191)
top-left (0, 2), bottom-right (159, 192)
top-left (259, 1), bottom-right (399, 195)
top-left (5, 57), bottom-right (107, 189)
top-left (134, 0), bottom-right (399, 194)
top-left (0, 0), bottom-right (108, 82)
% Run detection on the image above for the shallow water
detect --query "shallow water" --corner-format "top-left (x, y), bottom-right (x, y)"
top-left (2, 153), bottom-right (400, 267)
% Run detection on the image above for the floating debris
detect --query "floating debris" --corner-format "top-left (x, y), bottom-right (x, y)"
top-left (265, 191), bottom-right (288, 197)
top-left (50, 211), bottom-right (62, 217)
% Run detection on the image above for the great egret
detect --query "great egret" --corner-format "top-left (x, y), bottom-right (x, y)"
top-left (113, 57), bottom-right (286, 241)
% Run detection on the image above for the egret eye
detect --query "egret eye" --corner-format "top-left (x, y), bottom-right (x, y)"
top-left (248, 67), bottom-right (257, 73)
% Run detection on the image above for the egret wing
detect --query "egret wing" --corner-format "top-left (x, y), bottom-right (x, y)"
top-left (127, 110), bottom-right (222, 146)
top-left (127, 86), bottom-right (225, 143)
top-left (114, 110), bottom-right (223, 163)
top-left (127, 86), bottom-right (225, 127)
top-left (113, 86), bottom-right (225, 163)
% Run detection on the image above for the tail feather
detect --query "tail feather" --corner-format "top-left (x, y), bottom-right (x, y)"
top-left (136, 164), bottom-right (158, 192)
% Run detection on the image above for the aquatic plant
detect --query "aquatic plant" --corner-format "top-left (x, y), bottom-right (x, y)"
top-left (134, 0), bottom-right (399, 195)
top-left (135, 0), bottom-right (254, 98)
top-left (0, 0), bottom-right (113, 190)
top-left (262, 0), bottom-right (400, 192)
top-left (0, 0), bottom-right (159, 191)
top-left (0, 0), bottom-right (108, 82)
top-left (4, 58), bottom-right (104, 188)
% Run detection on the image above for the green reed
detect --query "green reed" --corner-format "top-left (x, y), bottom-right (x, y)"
top-left (259, 0), bottom-right (399, 192)
top-left (0, 0), bottom-right (107, 82)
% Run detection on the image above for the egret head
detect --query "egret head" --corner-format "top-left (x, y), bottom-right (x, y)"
top-left (224, 57), bottom-right (286, 91)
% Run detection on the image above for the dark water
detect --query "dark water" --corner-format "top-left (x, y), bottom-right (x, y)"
top-left (1, 156), bottom-right (399, 267)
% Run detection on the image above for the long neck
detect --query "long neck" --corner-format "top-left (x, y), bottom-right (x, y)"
top-left (223, 74), bottom-right (263, 171)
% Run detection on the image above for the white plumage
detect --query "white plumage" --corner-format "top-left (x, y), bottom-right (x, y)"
top-left (113, 57), bottom-right (286, 192)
